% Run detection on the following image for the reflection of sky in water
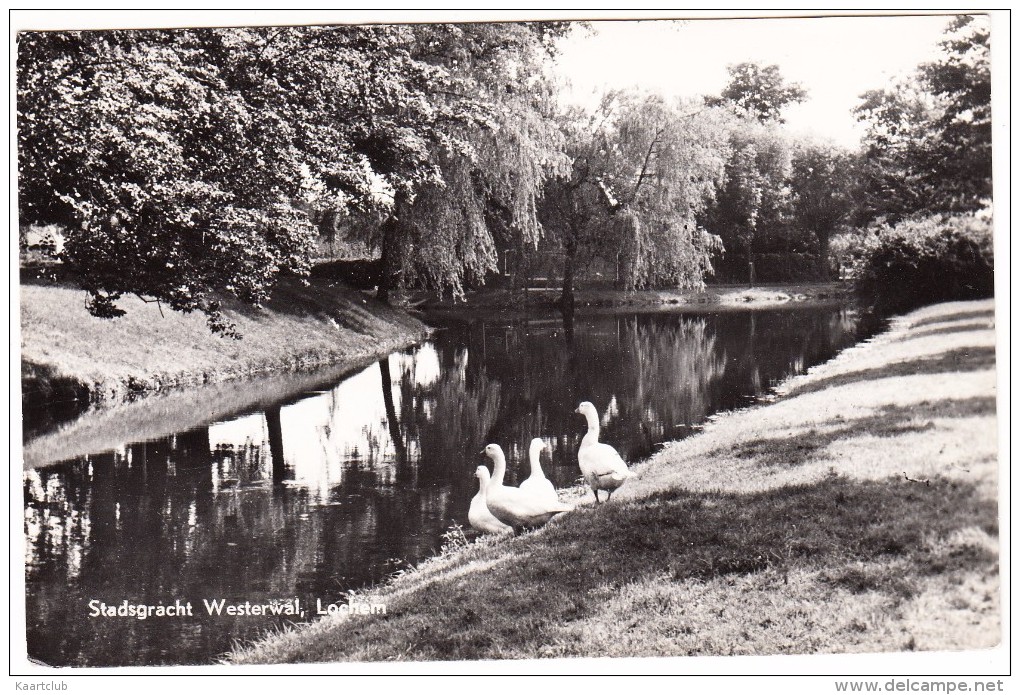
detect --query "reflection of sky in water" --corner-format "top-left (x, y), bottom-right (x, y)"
top-left (206, 346), bottom-right (444, 503)
top-left (399, 342), bottom-right (442, 388)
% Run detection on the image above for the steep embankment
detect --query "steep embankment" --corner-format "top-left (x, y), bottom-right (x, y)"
top-left (229, 299), bottom-right (999, 663)
top-left (20, 276), bottom-right (429, 406)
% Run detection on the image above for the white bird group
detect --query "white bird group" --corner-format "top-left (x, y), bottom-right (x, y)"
top-left (468, 401), bottom-right (636, 535)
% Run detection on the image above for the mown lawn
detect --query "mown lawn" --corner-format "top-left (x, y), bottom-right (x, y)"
top-left (229, 299), bottom-right (998, 663)
top-left (20, 275), bottom-right (428, 404)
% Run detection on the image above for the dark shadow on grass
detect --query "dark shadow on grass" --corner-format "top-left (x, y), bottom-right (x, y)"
top-left (905, 322), bottom-right (996, 341)
top-left (909, 308), bottom-right (994, 330)
top-left (785, 347), bottom-right (997, 398)
top-left (19, 263), bottom-right (79, 288)
top-left (273, 473), bottom-right (997, 662)
top-left (204, 276), bottom-right (420, 340)
top-left (718, 396), bottom-right (996, 469)
top-left (20, 269), bottom-right (418, 340)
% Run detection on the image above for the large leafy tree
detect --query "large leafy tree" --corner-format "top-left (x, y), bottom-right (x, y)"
top-left (852, 82), bottom-right (937, 222)
top-left (700, 116), bottom-right (792, 283)
top-left (708, 62), bottom-right (807, 124)
top-left (700, 63), bottom-right (803, 284)
top-left (920, 15), bottom-right (991, 205)
top-left (19, 29), bottom-right (311, 332)
top-left (18, 23), bottom-right (565, 324)
top-left (854, 15), bottom-right (991, 222)
top-left (788, 142), bottom-right (858, 278)
top-left (541, 92), bottom-right (729, 309)
top-left (18, 26), bottom-right (476, 330)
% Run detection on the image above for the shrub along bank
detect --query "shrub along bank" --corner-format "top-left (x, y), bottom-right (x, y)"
top-left (841, 209), bottom-right (994, 317)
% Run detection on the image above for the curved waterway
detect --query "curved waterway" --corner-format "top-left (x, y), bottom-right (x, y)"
top-left (24, 305), bottom-right (869, 666)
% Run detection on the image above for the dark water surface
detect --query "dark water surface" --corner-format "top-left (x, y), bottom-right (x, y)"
top-left (24, 305), bottom-right (867, 666)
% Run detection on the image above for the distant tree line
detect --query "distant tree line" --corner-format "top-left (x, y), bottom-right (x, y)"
top-left (17, 16), bottom-right (992, 330)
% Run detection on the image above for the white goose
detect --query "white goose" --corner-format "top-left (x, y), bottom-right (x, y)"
top-left (468, 465), bottom-right (513, 535)
top-left (518, 437), bottom-right (558, 505)
top-left (483, 443), bottom-right (573, 530)
top-left (576, 401), bottom-right (635, 503)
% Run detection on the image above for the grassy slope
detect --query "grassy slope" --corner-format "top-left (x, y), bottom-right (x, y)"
top-left (229, 299), bottom-right (999, 664)
top-left (20, 276), bottom-right (429, 403)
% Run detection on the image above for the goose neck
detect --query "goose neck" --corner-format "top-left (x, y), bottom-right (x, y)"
top-left (529, 451), bottom-right (546, 478)
top-left (490, 454), bottom-right (506, 487)
top-left (581, 428), bottom-right (601, 447)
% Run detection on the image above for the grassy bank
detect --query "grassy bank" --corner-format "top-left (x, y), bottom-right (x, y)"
top-left (229, 299), bottom-right (998, 663)
top-left (20, 276), bottom-right (429, 405)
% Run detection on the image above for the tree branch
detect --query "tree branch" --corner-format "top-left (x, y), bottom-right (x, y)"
top-left (135, 293), bottom-right (166, 318)
top-left (631, 126), bottom-right (666, 202)
top-left (903, 471), bottom-right (930, 486)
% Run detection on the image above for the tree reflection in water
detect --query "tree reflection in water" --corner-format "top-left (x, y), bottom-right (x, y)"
top-left (409, 349), bottom-right (503, 484)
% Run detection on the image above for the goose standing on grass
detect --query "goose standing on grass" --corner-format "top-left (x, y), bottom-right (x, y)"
top-left (468, 466), bottom-right (514, 535)
top-left (483, 444), bottom-right (573, 531)
top-left (576, 401), bottom-right (635, 503)
top-left (518, 437), bottom-right (558, 505)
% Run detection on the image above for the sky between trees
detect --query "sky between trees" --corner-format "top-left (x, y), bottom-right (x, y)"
top-left (552, 14), bottom-right (968, 147)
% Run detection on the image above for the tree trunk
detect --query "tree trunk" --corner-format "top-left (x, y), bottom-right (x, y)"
top-left (742, 228), bottom-right (756, 288)
top-left (561, 307), bottom-right (575, 347)
top-left (379, 357), bottom-right (408, 471)
top-left (376, 216), bottom-right (399, 304)
top-left (266, 406), bottom-right (286, 484)
top-left (376, 192), bottom-right (408, 304)
top-left (560, 233), bottom-right (577, 314)
top-left (817, 229), bottom-right (831, 281)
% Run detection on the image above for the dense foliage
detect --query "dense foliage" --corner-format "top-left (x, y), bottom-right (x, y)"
top-left (17, 15), bottom-right (994, 328)
top-left (18, 26), bottom-right (478, 328)
top-left (700, 114), bottom-right (792, 283)
top-left (373, 23), bottom-right (571, 301)
top-left (844, 15), bottom-right (995, 316)
top-left (17, 23), bottom-right (564, 325)
top-left (788, 142), bottom-right (858, 279)
top-left (854, 15), bottom-right (991, 222)
top-left (708, 62), bottom-right (807, 124)
top-left (854, 211), bottom-right (993, 315)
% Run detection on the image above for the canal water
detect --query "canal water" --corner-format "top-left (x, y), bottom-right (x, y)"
top-left (23, 305), bottom-right (868, 666)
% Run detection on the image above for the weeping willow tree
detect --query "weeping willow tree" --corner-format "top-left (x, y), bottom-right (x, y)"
top-left (367, 22), bottom-right (571, 302)
top-left (541, 92), bottom-right (731, 309)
